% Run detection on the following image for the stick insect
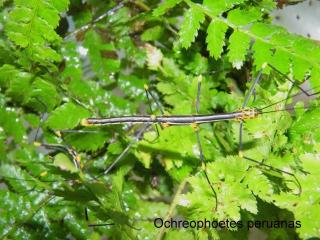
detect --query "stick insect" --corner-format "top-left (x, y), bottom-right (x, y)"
top-left (80, 62), bottom-right (320, 210)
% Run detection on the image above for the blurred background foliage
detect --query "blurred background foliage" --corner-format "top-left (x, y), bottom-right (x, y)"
top-left (0, 0), bottom-right (320, 239)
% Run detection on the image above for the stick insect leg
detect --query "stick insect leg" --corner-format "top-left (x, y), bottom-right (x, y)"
top-left (194, 76), bottom-right (218, 209)
top-left (33, 99), bottom-right (101, 226)
top-left (94, 124), bottom-right (150, 180)
top-left (239, 64), bottom-right (301, 194)
top-left (242, 156), bottom-right (302, 193)
top-left (144, 84), bottom-right (165, 115)
top-left (48, 142), bottom-right (112, 227)
top-left (85, 92), bottom-right (153, 226)
top-left (31, 98), bottom-right (118, 227)
top-left (144, 84), bottom-right (163, 140)
top-left (52, 136), bottom-right (114, 227)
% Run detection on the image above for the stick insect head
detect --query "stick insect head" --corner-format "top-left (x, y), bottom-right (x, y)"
top-left (236, 108), bottom-right (261, 121)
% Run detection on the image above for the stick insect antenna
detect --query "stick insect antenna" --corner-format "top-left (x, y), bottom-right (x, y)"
top-left (268, 63), bottom-right (320, 98)
top-left (243, 156), bottom-right (302, 194)
top-left (242, 64), bottom-right (266, 108)
top-left (260, 83), bottom-right (320, 111)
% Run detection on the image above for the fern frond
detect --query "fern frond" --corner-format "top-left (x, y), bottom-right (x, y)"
top-left (6, 0), bottom-right (69, 64)
top-left (184, 1), bottom-right (320, 84)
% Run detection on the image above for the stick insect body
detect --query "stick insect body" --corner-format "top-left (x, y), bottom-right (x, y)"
top-left (79, 63), bottom-right (319, 210)
top-left (82, 108), bottom-right (260, 126)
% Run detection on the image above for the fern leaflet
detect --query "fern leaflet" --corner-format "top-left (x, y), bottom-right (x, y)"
top-left (179, 5), bottom-right (205, 49)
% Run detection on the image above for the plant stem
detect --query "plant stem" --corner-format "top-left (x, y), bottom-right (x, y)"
top-left (130, 0), bottom-right (150, 11)
top-left (157, 179), bottom-right (187, 240)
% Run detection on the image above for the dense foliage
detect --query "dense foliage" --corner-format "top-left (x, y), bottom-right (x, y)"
top-left (0, 0), bottom-right (320, 239)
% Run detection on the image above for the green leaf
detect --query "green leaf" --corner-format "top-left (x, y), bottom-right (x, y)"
top-left (228, 30), bottom-right (250, 69)
top-left (141, 26), bottom-right (165, 41)
top-left (61, 41), bottom-right (83, 82)
top-left (244, 169), bottom-right (273, 200)
top-left (268, 49), bottom-right (291, 74)
top-left (252, 40), bottom-right (272, 69)
top-left (153, 0), bottom-right (182, 17)
top-left (0, 107), bottom-right (26, 143)
top-left (0, 64), bottom-right (22, 89)
top-left (193, 2), bottom-right (320, 79)
top-left (46, 102), bottom-right (91, 130)
top-left (206, 20), bottom-right (228, 59)
top-left (5, 73), bottom-right (33, 104)
top-left (53, 153), bottom-right (78, 173)
top-left (64, 130), bottom-right (110, 152)
top-left (179, 6), bottom-right (205, 49)
top-left (0, 65), bottom-right (59, 111)
top-left (0, 64), bottom-right (33, 103)
top-left (203, 0), bottom-right (229, 16)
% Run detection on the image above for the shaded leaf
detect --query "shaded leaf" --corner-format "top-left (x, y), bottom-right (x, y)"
top-left (153, 0), bottom-right (182, 17)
